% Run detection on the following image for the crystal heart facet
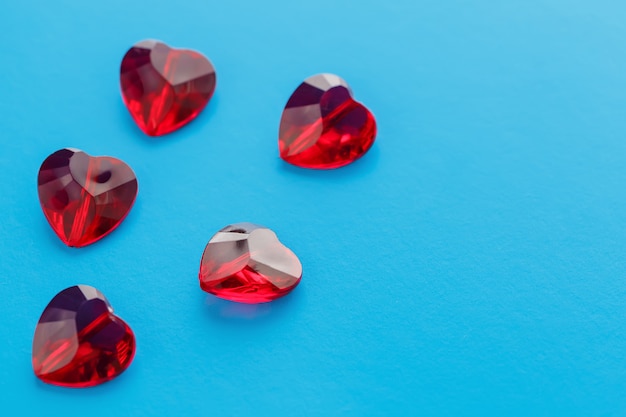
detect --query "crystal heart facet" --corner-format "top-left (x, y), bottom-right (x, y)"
top-left (279, 73), bottom-right (377, 169)
top-left (120, 40), bottom-right (216, 136)
top-left (32, 285), bottom-right (136, 388)
top-left (37, 148), bottom-right (138, 247)
top-left (199, 223), bottom-right (303, 303)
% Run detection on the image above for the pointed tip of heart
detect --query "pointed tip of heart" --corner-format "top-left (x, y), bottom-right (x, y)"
top-left (279, 73), bottom-right (377, 170)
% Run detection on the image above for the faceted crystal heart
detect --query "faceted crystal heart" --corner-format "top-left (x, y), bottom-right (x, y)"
top-left (199, 223), bottom-right (303, 303)
top-left (32, 285), bottom-right (136, 388)
top-left (37, 148), bottom-right (138, 247)
top-left (120, 40), bottom-right (216, 136)
top-left (279, 73), bottom-right (377, 169)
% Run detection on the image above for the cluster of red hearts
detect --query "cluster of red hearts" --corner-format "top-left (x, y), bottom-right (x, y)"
top-left (32, 40), bottom-right (377, 388)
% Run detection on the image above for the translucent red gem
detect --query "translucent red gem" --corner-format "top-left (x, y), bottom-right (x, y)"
top-left (279, 73), bottom-right (377, 169)
top-left (32, 285), bottom-right (135, 388)
top-left (199, 223), bottom-right (303, 303)
top-left (37, 148), bottom-right (138, 247)
top-left (120, 40), bottom-right (216, 136)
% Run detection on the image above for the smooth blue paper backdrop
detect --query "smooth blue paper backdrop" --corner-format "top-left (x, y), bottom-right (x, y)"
top-left (1, 0), bottom-right (626, 415)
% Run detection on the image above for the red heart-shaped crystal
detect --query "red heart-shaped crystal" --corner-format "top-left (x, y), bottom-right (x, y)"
top-left (199, 223), bottom-right (303, 303)
top-left (32, 285), bottom-right (136, 388)
top-left (37, 148), bottom-right (138, 247)
top-left (279, 73), bottom-right (377, 169)
top-left (120, 40), bottom-right (216, 136)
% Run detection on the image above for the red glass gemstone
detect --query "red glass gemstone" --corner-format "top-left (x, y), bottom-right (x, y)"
top-left (32, 285), bottom-right (136, 388)
top-left (279, 73), bottom-right (377, 169)
top-left (37, 148), bottom-right (138, 247)
top-left (199, 223), bottom-right (303, 303)
top-left (120, 40), bottom-right (216, 136)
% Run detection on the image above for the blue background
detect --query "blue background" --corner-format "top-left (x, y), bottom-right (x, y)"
top-left (1, 0), bottom-right (625, 415)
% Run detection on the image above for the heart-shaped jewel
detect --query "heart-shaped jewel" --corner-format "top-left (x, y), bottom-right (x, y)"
top-left (279, 73), bottom-right (377, 169)
top-left (199, 223), bottom-right (303, 303)
top-left (120, 39), bottom-right (216, 136)
top-left (37, 148), bottom-right (138, 247)
top-left (32, 285), bottom-right (136, 388)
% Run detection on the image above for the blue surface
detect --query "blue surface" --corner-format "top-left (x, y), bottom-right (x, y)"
top-left (1, 0), bottom-right (626, 415)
